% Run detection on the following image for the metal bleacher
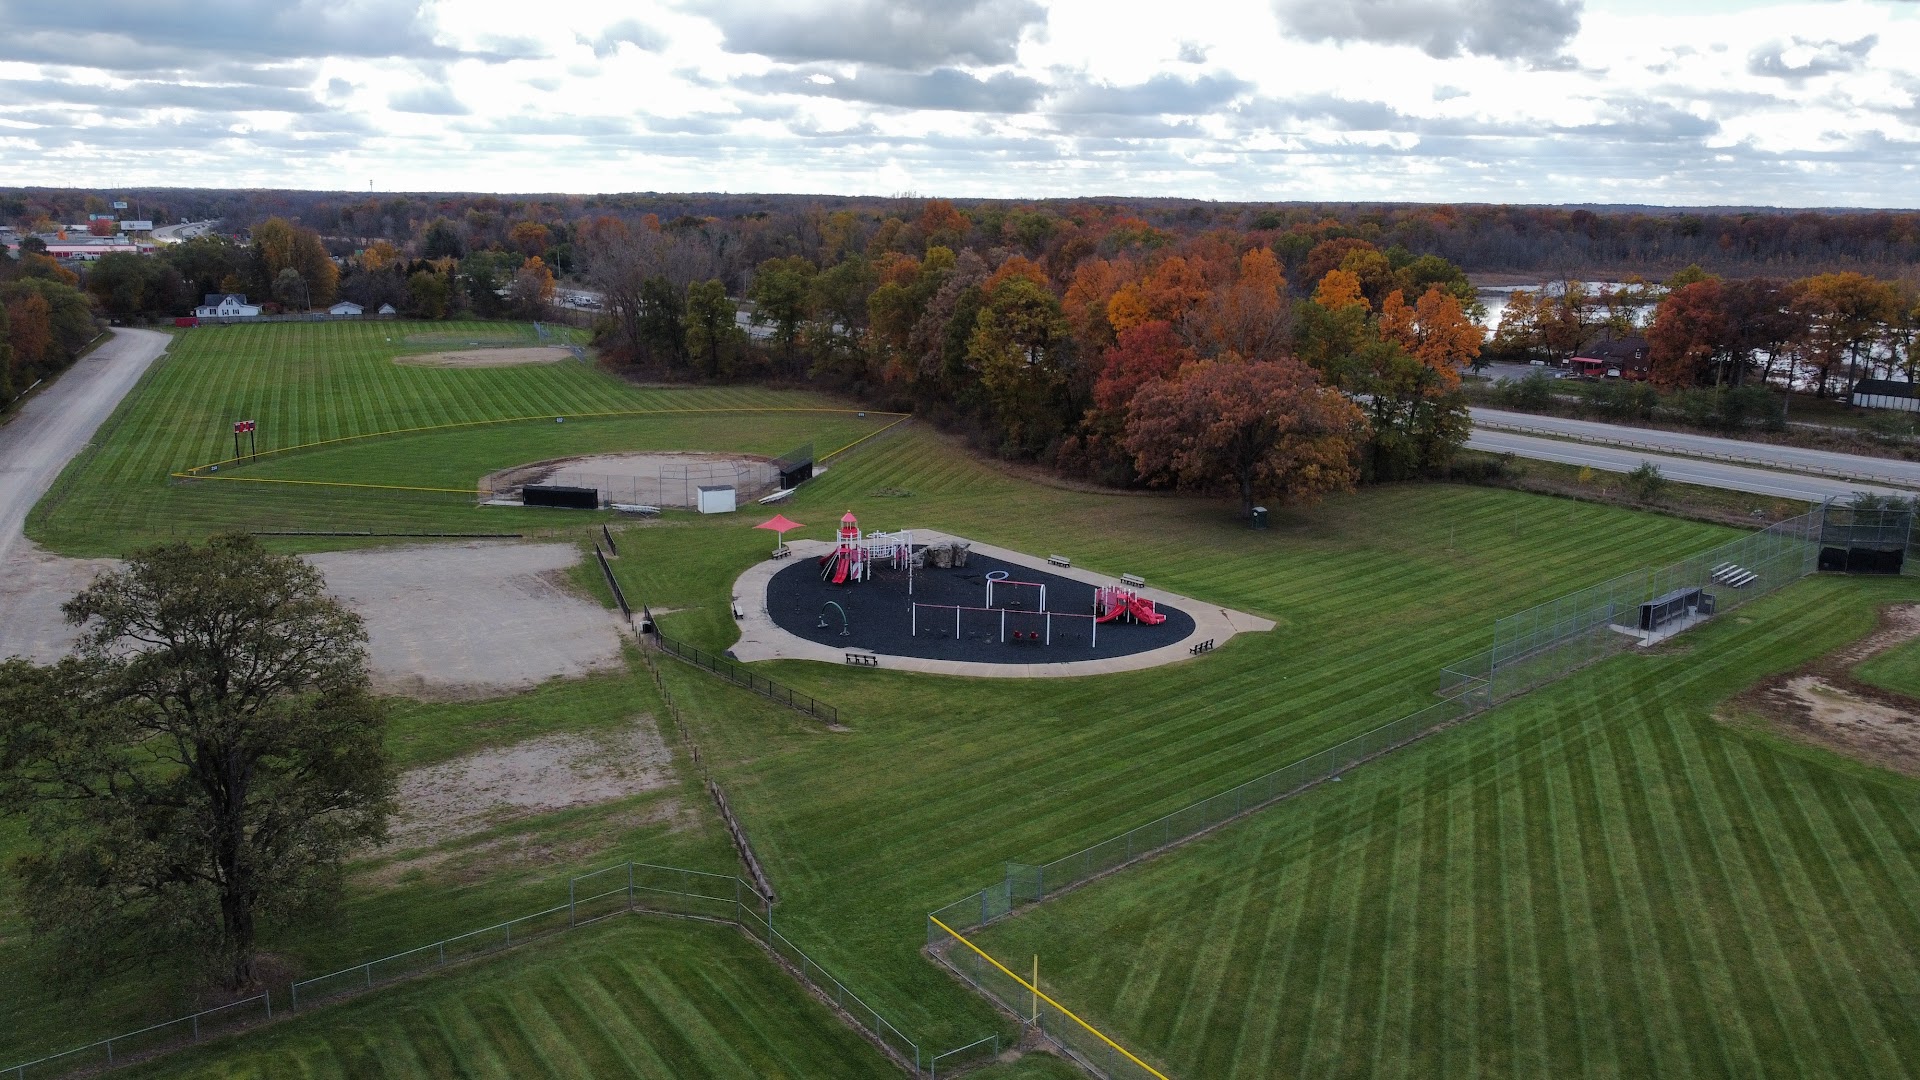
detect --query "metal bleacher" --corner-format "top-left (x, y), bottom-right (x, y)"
top-left (1711, 561), bottom-right (1758, 589)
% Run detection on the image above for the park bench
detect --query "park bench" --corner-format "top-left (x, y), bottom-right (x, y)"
top-left (845, 653), bottom-right (879, 666)
top-left (1190, 639), bottom-right (1215, 655)
top-left (1047, 554), bottom-right (1072, 568)
top-left (1121, 573), bottom-right (1147, 588)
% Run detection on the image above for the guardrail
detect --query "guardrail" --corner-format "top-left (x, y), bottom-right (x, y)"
top-left (1474, 418), bottom-right (1920, 490)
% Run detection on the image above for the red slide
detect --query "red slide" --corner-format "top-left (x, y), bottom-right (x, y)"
top-left (1127, 595), bottom-right (1166, 625)
top-left (1095, 602), bottom-right (1127, 624)
top-left (832, 556), bottom-right (850, 584)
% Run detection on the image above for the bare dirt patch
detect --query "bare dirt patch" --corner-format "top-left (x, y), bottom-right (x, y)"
top-left (1726, 603), bottom-right (1920, 776)
top-left (0, 542), bottom-right (119, 662)
top-left (385, 719), bottom-right (673, 851)
top-left (482, 451), bottom-right (776, 509)
top-left (394, 346), bottom-right (573, 368)
top-left (309, 541), bottom-right (625, 698)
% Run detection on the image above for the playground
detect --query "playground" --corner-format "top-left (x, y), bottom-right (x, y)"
top-left (736, 512), bottom-right (1272, 675)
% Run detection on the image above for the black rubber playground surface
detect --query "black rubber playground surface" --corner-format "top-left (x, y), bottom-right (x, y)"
top-left (764, 551), bottom-right (1195, 664)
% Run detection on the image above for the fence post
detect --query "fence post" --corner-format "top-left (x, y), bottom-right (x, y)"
top-left (629, 861), bottom-right (636, 909)
top-left (265, 992), bottom-right (272, 1020)
top-left (365, 964), bottom-right (373, 989)
top-left (570, 877), bottom-right (577, 927)
top-left (193, 1013), bottom-right (200, 1042)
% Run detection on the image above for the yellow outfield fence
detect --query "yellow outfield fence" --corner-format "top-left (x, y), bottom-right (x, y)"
top-left (166, 407), bottom-right (911, 501)
top-left (927, 916), bottom-right (1171, 1080)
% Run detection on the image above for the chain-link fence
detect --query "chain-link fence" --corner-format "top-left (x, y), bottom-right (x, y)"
top-left (651, 628), bottom-right (840, 724)
top-left (4, 859), bottom-right (956, 1079)
top-left (928, 918), bottom-right (1167, 1080)
top-left (4, 995), bottom-right (271, 1078)
top-left (1440, 503), bottom-right (1835, 707)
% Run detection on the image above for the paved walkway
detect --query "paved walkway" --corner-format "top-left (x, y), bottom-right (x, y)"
top-left (727, 532), bottom-right (1275, 678)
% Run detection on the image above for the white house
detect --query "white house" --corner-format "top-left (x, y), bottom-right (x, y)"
top-left (377, 303), bottom-right (397, 315)
top-left (194, 293), bottom-right (261, 319)
top-left (1852, 379), bottom-right (1920, 414)
top-left (327, 300), bottom-right (364, 316)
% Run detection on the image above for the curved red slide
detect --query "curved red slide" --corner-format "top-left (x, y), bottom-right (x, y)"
top-left (1127, 595), bottom-right (1166, 625)
top-left (832, 556), bottom-right (850, 584)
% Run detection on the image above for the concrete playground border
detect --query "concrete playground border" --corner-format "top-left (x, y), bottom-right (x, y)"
top-left (728, 531), bottom-right (1275, 678)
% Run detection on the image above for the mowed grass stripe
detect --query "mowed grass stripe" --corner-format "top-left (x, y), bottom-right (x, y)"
top-left (973, 576), bottom-right (1920, 1078)
top-left (130, 919), bottom-right (897, 1080)
top-left (29, 322), bottom-right (891, 553)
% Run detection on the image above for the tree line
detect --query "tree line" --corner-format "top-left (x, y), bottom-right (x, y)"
top-left (1487, 267), bottom-right (1920, 397)
top-left (580, 207), bottom-right (1490, 508)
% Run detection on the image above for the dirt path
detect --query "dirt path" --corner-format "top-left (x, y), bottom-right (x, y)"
top-left (1728, 603), bottom-right (1920, 776)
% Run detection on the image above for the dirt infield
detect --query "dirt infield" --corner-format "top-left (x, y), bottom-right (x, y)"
top-left (394, 346), bottom-right (573, 368)
top-left (1727, 603), bottom-right (1920, 776)
top-left (308, 541), bottom-right (626, 697)
top-left (483, 451), bottom-right (777, 508)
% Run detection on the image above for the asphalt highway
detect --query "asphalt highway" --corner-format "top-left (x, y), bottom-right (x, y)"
top-left (1471, 407), bottom-right (1920, 489)
top-left (1466, 428), bottom-right (1912, 503)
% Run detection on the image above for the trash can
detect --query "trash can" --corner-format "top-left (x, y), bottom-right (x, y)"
top-left (1251, 506), bottom-right (1269, 530)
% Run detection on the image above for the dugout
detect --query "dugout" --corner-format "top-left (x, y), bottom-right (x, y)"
top-left (773, 441), bottom-right (815, 491)
top-left (1639, 586), bottom-right (1710, 632)
top-left (1818, 504), bottom-right (1912, 575)
top-left (522, 484), bottom-right (599, 509)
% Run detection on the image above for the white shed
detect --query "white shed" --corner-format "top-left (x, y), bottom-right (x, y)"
top-left (696, 485), bottom-right (737, 514)
top-left (328, 300), bottom-right (364, 316)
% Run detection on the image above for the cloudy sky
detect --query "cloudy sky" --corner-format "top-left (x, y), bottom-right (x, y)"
top-left (0, 0), bottom-right (1915, 206)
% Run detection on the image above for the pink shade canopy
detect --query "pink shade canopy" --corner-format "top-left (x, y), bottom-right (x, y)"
top-left (754, 514), bottom-right (804, 533)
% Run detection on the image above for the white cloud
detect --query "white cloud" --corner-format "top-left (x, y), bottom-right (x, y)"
top-left (0, 0), bottom-right (1915, 205)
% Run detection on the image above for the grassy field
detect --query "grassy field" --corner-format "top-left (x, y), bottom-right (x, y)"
top-left (974, 574), bottom-right (1920, 1079)
top-left (587, 422), bottom-right (1757, 1053)
top-left (128, 918), bottom-right (900, 1080)
top-left (15, 318), bottom-right (1914, 1077)
top-left (25, 320), bottom-right (890, 556)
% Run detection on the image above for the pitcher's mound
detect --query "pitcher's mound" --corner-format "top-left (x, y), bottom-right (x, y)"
top-left (396, 346), bottom-right (573, 367)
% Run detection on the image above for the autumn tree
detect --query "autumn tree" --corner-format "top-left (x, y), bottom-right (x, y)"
top-left (87, 217), bottom-right (114, 237)
top-left (508, 256), bottom-right (556, 318)
top-left (1378, 285), bottom-right (1481, 384)
top-left (1801, 272), bottom-right (1898, 391)
top-left (358, 240), bottom-right (402, 273)
top-left (249, 217), bottom-right (337, 306)
top-left (1125, 356), bottom-right (1368, 518)
top-left (0, 536), bottom-right (392, 989)
top-left (1647, 279), bottom-right (1734, 388)
top-left (508, 220), bottom-right (550, 257)
top-left (1193, 247), bottom-right (1291, 362)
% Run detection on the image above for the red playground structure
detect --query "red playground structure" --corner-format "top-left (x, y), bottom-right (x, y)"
top-left (1094, 585), bottom-right (1166, 625)
top-left (818, 511), bottom-right (916, 586)
top-left (820, 512), bottom-right (866, 584)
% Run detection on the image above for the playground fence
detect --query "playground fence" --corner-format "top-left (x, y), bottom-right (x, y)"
top-left (651, 631), bottom-right (840, 725)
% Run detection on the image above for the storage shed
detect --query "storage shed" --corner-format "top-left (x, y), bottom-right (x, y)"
top-left (697, 485), bottom-right (737, 514)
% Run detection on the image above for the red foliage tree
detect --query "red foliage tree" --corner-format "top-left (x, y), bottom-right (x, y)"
top-left (1124, 356), bottom-right (1369, 518)
top-left (1647, 279), bottom-right (1733, 387)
